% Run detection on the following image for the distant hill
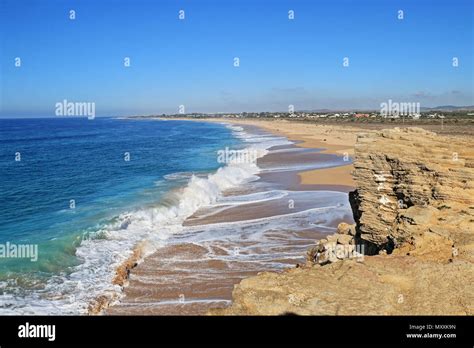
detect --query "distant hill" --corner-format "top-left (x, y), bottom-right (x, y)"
top-left (421, 105), bottom-right (474, 111)
top-left (302, 105), bottom-right (474, 113)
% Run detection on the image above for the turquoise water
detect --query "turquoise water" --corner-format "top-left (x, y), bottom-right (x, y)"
top-left (0, 117), bottom-right (241, 311)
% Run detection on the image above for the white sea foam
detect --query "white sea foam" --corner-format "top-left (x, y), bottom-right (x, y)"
top-left (260, 161), bottom-right (345, 173)
top-left (166, 194), bottom-right (352, 269)
top-left (213, 189), bottom-right (289, 205)
top-left (0, 122), bottom-right (292, 314)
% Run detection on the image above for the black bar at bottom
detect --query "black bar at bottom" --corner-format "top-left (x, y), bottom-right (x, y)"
top-left (0, 316), bottom-right (472, 346)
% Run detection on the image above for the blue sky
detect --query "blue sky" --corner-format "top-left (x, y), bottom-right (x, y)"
top-left (1, 0), bottom-right (473, 117)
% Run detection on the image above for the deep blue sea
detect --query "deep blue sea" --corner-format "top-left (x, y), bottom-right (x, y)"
top-left (0, 117), bottom-right (242, 313)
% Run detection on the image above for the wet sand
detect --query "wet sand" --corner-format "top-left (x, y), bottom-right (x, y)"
top-left (106, 121), bottom-right (357, 315)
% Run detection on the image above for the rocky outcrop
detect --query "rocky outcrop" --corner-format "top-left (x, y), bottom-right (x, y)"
top-left (212, 255), bottom-right (474, 315)
top-left (213, 128), bottom-right (474, 315)
top-left (350, 127), bottom-right (474, 259)
top-left (306, 222), bottom-right (362, 265)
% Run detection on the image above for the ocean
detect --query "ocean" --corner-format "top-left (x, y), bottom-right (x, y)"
top-left (0, 117), bottom-right (353, 314)
top-left (0, 118), bottom-right (246, 313)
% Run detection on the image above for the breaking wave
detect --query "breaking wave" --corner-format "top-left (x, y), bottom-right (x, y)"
top-left (0, 122), bottom-right (290, 314)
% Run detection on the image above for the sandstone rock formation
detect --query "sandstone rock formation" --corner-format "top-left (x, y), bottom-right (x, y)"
top-left (350, 127), bottom-right (474, 258)
top-left (214, 128), bottom-right (474, 315)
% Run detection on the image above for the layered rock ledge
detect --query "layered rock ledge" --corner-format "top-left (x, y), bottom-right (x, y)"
top-left (213, 128), bottom-right (474, 315)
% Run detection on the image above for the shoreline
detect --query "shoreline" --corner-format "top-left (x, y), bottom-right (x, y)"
top-left (157, 117), bottom-right (364, 189)
top-left (104, 118), bottom-right (357, 315)
top-left (217, 119), bottom-right (359, 188)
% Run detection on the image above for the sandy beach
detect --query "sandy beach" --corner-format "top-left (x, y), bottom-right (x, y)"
top-left (165, 118), bottom-right (366, 188)
top-left (220, 119), bottom-right (360, 188)
top-left (105, 119), bottom-right (358, 315)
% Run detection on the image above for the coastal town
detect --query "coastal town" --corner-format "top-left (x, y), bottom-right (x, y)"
top-left (139, 108), bottom-right (474, 121)
top-left (162, 110), bottom-right (446, 119)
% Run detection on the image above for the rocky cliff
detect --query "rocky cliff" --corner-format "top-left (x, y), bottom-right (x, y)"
top-left (350, 127), bottom-right (474, 258)
top-left (213, 128), bottom-right (474, 315)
